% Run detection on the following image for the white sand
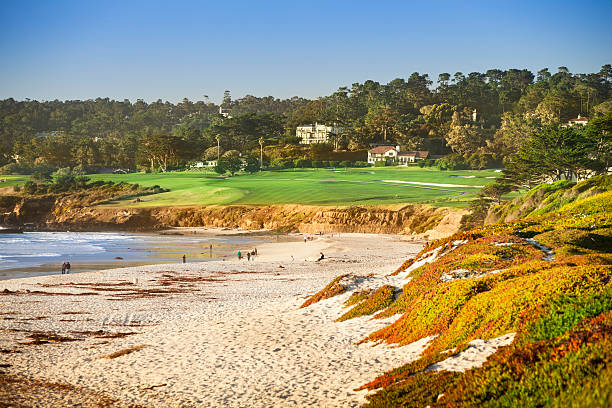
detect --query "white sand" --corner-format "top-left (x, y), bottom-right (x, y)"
top-left (380, 180), bottom-right (484, 188)
top-left (0, 233), bottom-right (429, 407)
top-left (428, 333), bottom-right (516, 373)
top-left (1, 233), bottom-right (516, 406)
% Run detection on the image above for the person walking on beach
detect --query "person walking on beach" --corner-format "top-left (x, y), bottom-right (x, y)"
top-left (209, 244), bottom-right (213, 258)
top-left (237, 250), bottom-right (242, 260)
top-left (66, 262), bottom-right (71, 274)
top-left (182, 254), bottom-right (186, 263)
top-left (247, 252), bottom-right (251, 261)
top-left (61, 262), bottom-right (66, 274)
top-left (254, 248), bottom-right (257, 256)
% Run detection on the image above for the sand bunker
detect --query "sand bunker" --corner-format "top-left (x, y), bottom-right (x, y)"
top-left (380, 180), bottom-right (484, 188)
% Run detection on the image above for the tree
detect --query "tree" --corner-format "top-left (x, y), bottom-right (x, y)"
top-left (592, 100), bottom-right (612, 117)
top-left (584, 113), bottom-right (612, 171)
top-left (489, 113), bottom-right (542, 158)
top-left (243, 154), bottom-right (260, 173)
top-left (222, 90), bottom-right (232, 108)
top-left (535, 90), bottom-right (576, 124)
top-left (501, 125), bottom-right (600, 188)
top-left (421, 103), bottom-right (454, 152)
top-left (394, 115), bottom-right (427, 150)
top-left (213, 161), bottom-right (226, 175)
top-left (216, 151), bottom-right (242, 176)
top-left (204, 146), bottom-right (223, 161)
top-left (365, 104), bottom-right (395, 141)
top-left (437, 73), bottom-right (451, 87)
top-left (139, 133), bottom-right (183, 172)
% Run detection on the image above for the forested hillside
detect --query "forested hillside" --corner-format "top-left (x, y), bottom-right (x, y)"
top-left (1, 65), bottom-right (611, 173)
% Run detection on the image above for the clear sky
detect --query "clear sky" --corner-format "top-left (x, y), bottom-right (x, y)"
top-left (1, 0), bottom-right (610, 103)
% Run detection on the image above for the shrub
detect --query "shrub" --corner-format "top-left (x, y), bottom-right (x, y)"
top-left (72, 164), bottom-right (89, 175)
top-left (31, 167), bottom-right (53, 183)
top-left (466, 152), bottom-right (502, 169)
top-left (435, 153), bottom-right (467, 170)
top-left (418, 159), bottom-right (435, 168)
top-left (294, 158), bottom-right (312, 168)
top-left (23, 181), bottom-right (38, 194)
top-left (310, 142), bottom-right (333, 158)
top-left (271, 158), bottom-right (295, 169)
top-left (243, 155), bottom-right (260, 173)
top-left (339, 160), bottom-right (352, 167)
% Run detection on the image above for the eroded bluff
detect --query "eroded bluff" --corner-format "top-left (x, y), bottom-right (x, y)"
top-left (0, 194), bottom-right (464, 239)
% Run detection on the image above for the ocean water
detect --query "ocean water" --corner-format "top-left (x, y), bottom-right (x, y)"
top-left (0, 231), bottom-right (268, 280)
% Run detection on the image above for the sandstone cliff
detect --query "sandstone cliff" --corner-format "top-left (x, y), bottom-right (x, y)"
top-left (0, 193), bottom-right (465, 239)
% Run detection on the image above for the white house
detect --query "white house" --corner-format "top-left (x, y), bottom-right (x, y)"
top-left (367, 146), bottom-right (399, 164)
top-left (190, 160), bottom-right (218, 168)
top-left (297, 123), bottom-right (343, 144)
top-left (368, 146), bottom-right (429, 165)
top-left (563, 115), bottom-right (589, 127)
top-left (219, 106), bottom-right (232, 118)
top-left (397, 151), bottom-right (430, 165)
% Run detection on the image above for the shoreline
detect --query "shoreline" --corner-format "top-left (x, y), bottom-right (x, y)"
top-left (0, 233), bottom-right (425, 407)
top-left (0, 229), bottom-right (305, 281)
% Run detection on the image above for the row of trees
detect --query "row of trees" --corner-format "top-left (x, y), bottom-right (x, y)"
top-left (1, 65), bottom-right (611, 172)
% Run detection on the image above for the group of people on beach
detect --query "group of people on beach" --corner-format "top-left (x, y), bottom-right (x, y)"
top-left (60, 262), bottom-right (71, 274)
top-left (237, 248), bottom-right (257, 261)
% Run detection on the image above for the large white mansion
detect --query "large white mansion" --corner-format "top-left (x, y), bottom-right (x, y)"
top-left (296, 123), bottom-right (343, 144)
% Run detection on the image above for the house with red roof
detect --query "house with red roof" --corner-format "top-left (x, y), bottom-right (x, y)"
top-left (367, 146), bottom-right (429, 165)
top-left (563, 115), bottom-right (589, 127)
top-left (367, 146), bottom-right (399, 164)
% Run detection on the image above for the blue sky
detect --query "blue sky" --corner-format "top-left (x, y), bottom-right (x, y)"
top-left (0, 0), bottom-right (610, 103)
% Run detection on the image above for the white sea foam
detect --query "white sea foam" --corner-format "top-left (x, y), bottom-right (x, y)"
top-left (14, 253), bottom-right (62, 258)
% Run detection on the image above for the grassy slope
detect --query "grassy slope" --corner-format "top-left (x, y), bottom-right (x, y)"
top-left (307, 175), bottom-right (612, 407)
top-left (79, 167), bottom-right (498, 208)
top-left (487, 176), bottom-right (611, 223)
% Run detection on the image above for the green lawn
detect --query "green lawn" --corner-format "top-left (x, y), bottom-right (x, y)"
top-left (0, 167), bottom-right (500, 207)
top-left (82, 167), bottom-right (500, 208)
top-left (0, 175), bottom-right (29, 188)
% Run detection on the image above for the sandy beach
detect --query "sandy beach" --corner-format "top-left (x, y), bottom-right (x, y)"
top-left (1, 233), bottom-right (429, 407)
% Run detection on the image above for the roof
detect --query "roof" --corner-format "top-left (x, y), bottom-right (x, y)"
top-left (569, 116), bottom-right (588, 122)
top-left (368, 146), bottom-right (397, 154)
top-left (398, 151), bottom-right (429, 158)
